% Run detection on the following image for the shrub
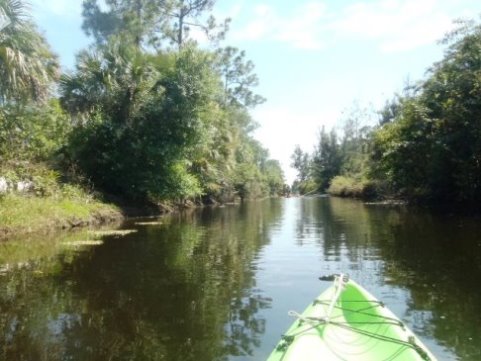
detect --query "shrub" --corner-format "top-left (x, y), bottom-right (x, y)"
top-left (328, 176), bottom-right (380, 200)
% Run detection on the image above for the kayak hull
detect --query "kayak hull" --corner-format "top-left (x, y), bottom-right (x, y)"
top-left (266, 277), bottom-right (437, 361)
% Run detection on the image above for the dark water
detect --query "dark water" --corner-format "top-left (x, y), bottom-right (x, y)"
top-left (1, 197), bottom-right (481, 360)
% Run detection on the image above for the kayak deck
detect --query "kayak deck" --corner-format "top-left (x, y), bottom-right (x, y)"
top-left (267, 276), bottom-right (437, 361)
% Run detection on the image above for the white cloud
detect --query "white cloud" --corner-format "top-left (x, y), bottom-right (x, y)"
top-left (254, 4), bottom-right (272, 17)
top-left (253, 105), bottom-right (340, 183)
top-left (213, 2), bottom-right (245, 28)
top-left (30, 0), bottom-right (82, 18)
top-left (231, 0), bottom-right (463, 53)
top-left (235, 4), bottom-right (276, 41)
top-left (274, 2), bottom-right (327, 50)
top-left (242, 18), bottom-right (271, 40)
top-left (329, 0), bottom-right (456, 52)
top-left (232, 2), bottom-right (327, 50)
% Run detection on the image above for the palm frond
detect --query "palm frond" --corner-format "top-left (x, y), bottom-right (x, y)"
top-left (0, 0), bottom-right (59, 103)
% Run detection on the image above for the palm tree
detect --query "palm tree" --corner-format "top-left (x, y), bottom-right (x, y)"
top-left (0, 0), bottom-right (59, 103)
top-left (59, 39), bottom-right (160, 125)
top-left (0, 4), bottom-right (11, 31)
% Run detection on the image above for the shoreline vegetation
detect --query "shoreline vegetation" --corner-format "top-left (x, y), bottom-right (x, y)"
top-left (291, 19), bottom-right (481, 209)
top-left (0, 0), bottom-right (290, 240)
top-left (0, 193), bottom-right (121, 240)
top-left (2, 0), bottom-right (481, 241)
top-left (327, 176), bottom-right (379, 200)
top-left (0, 162), bottom-right (121, 239)
top-left (0, 182), bottom-right (283, 240)
top-left (0, 159), bottom-right (284, 240)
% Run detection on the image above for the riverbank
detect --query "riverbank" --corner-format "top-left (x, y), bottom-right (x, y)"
top-left (0, 185), bottom-right (241, 240)
top-left (326, 175), bottom-right (481, 214)
top-left (327, 176), bottom-right (381, 200)
top-left (0, 161), bottom-right (167, 240)
top-left (0, 193), bottom-right (123, 240)
top-left (0, 160), bottom-right (275, 240)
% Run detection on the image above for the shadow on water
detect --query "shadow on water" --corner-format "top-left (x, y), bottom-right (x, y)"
top-left (298, 197), bottom-right (481, 361)
top-left (1, 197), bottom-right (480, 360)
top-left (0, 200), bottom-right (282, 361)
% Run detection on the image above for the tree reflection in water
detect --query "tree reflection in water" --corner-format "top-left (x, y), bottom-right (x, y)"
top-left (0, 200), bottom-right (282, 361)
top-left (295, 197), bottom-right (481, 361)
top-left (1, 198), bottom-right (481, 360)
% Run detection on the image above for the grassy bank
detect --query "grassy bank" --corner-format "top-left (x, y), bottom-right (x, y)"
top-left (0, 193), bottom-right (121, 239)
top-left (327, 176), bottom-right (381, 200)
top-left (0, 161), bottom-right (126, 239)
top-left (0, 160), bottom-right (235, 240)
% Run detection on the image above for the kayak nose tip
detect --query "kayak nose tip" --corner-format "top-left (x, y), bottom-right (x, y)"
top-left (318, 273), bottom-right (350, 283)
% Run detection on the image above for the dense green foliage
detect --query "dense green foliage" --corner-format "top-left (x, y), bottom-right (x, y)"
top-left (311, 127), bottom-right (343, 191)
top-left (60, 43), bottom-right (215, 199)
top-left (371, 20), bottom-right (481, 203)
top-left (0, 100), bottom-right (70, 161)
top-left (292, 19), bottom-right (481, 205)
top-left (291, 114), bottom-right (372, 195)
top-left (0, 0), bottom-right (285, 208)
top-left (0, 0), bottom-right (63, 162)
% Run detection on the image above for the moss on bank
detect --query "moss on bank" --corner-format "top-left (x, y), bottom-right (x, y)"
top-left (0, 193), bottom-right (121, 239)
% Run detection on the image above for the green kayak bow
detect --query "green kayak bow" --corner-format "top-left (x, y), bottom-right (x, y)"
top-left (267, 274), bottom-right (438, 361)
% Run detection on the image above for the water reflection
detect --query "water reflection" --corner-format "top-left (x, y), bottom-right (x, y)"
top-left (291, 197), bottom-right (481, 361)
top-left (0, 201), bottom-right (281, 361)
top-left (0, 198), bottom-right (481, 360)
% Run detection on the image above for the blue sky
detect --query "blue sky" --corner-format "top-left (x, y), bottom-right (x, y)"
top-left (30, 0), bottom-right (481, 183)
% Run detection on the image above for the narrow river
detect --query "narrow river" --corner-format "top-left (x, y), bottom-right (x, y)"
top-left (1, 197), bottom-right (480, 360)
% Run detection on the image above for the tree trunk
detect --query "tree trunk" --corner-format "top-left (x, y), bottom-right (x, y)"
top-left (175, 0), bottom-right (186, 49)
top-left (135, 0), bottom-right (142, 47)
top-left (178, 12), bottom-right (184, 48)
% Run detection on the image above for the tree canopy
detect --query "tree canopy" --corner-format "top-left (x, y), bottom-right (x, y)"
top-left (0, 0), bottom-right (59, 103)
top-left (291, 18), bottom-right (481, 205)
top-left (81, 0), bottom-right (229, 49)
top-left (0, 0), bottom-right (286, 204)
